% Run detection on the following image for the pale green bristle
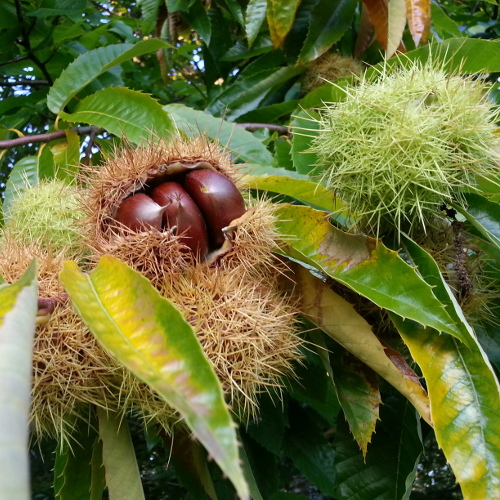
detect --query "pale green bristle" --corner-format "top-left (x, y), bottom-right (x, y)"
top-left (5, 179), bottom-right (85, 255)
top-left (309, 60), bottom-right (500, 237)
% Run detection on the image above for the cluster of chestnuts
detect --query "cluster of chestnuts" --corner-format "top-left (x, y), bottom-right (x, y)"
top-left (115, 169), bottom-right (246, 260)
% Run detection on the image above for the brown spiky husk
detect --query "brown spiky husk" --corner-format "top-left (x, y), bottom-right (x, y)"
top-left (302, 52), bottom-right (363, 93)
top-left (0, 233), bottom-right (126, 441)
top-left (80, 136), bottom-right (303, 422)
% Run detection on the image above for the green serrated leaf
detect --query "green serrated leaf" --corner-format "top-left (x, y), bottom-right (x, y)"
top-left (391, 316), bottom-right (500, 500)
top-left (139, 0), bottom-right (163, 33)
top-left (219, 0), bottom-right (245, 25)
top-left (47, 39), bottom-right (170, 114)
top-left (277, 204), bottom-right (474, 346)
top-left (206, 66), bottom-right (305, 120)
top-left (288, 349), bottom-right (340, 426)
top-left (60, 256), bottom-right (249, 500)
top-left (59, 87), bottom-right (175, 145)
top-left (184, 0), bottom-right (211, 44)
top-left (380, 38), bottom-right (500, 75)
top-left (247, 391), bottom-right (286, 456)
top-left (0, 260), bottom-right (37, 500)
top-left (298, 0), bottom-right (357, 63)
top-left (163, 103), bottom-right (273, 165)
top-left (240, 431), bottom-right (279, 499)
top-left (97, 408), bottom-right (145, 500)
top-left (335, 395), bottom-right (422, 500)
top-left (453, 193), bottom-right (500, 250)
top-left (273, 137), bottom-right (293, 170)
top-left (54, 415), bottom-right (101, 500)
top-left (430, 3), bottom-right (462, 39)
top-left (245, 0), bottom-right (267, 47)
top-left (284, 403), bottom-right (336, 496)
top-left (26, 0), bottom-right (87, 18)
top-left (237, 100), bottom-right (297, 123)
top-left (331, 350), bottom-right (381, 457)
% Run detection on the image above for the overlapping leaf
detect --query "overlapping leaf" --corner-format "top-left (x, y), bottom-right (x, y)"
top-left (330, 350), bottom-right (381, 457)
top-left (392, 316), bottom-right (500, 500)
top-left (0, 261), bottom-right (37, 500)
top-left (386, 38), bottom-right (500, 74)
top-left (406, 0), bottom-right (431, 46)
top-left (54, 414), bottom-right (104, 500)
top-left (290, 109), bottom-right (321, 176)
top-left (387, 0), bottom-right (406, 58)
top-left (245, 0), bottom-right (267, 46)
top-left (267, 0), bottom-right (301, 49)
top-left (51, 129), bottom-right (80, 181)
top-left (454, 193), bottom-right (500, 248)
top-left (97, 408), bottom-right (145, 500)
top-left (335, 395), bottom-right (422, 500)
top-left (361, 0), bottom-right (388, 51)
top-left (163, 103), bottom-right (273, 165)
top-left (240, 165), bottom-right (342, 212)
top-left (299, 0), bottom-right (357, 63)
top-left (60, 256), bottom-right (249, 500)
top-left (59, 87), bottom-right (175, 144)
top-left (3, 152), bottom-right (55, 216)
top-left (276, 204), bottom-right (474, 345)
top-left (401, 235), bottom-right (477, 346)
top-left (47, 39), bottom-right (170, 114)
top-left (430, 2), bottom-right (461, 39)
top-left (295, 266), bottom-right (431, 425)
top-left (205, 66), bottom-right (305, 120)
top-left (284, 404), bottom-right (336, 496)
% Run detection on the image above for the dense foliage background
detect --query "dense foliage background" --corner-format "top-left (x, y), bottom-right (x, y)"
top-left (2, 1), bottom-right (500, 499)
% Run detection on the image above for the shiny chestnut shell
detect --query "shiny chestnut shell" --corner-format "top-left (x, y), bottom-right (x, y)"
top-left (115, 193), bottom-right (165, 231)
top-left (183, 170), bottom-right (246, 247)
top-left (151, 182), bottom-right (209, 259)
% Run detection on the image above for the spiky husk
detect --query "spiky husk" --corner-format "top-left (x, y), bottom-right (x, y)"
top-left (5, 179), bottom-right (86, 257)
top-left (0, 233), bottom-right (126, 441)
top-left (309, 60), bottom-right (500, 238)
top-left (302, 52), bottom-right (363, 93)
top-left (80, 136), bottom-right (303, 422)
top-left (414, 220), bottom-right (500, 328)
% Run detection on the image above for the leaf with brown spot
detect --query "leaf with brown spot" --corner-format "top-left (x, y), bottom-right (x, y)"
top-left (406, 0), bottom-right (430, 47)
top-left (295, 265), bottom-right (431, 425)
top-left (361, 0), bottom-right (388, 51)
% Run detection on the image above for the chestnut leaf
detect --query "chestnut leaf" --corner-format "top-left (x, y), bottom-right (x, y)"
top-left (60, 256), bottom-right (249, 500)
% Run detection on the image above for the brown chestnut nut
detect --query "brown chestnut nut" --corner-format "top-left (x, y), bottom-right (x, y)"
top-left (115, 193), bottom-right (166, 231)
top-left (151, 182), bottom-right (209, 259)
top-left (183, 170), bottom-right (246, 247)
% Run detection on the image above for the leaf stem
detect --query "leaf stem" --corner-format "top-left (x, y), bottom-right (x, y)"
top-left (236, 123), bottom-right (289, 134)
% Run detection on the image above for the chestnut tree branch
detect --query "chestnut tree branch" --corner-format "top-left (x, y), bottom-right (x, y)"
top-left (0, 123), bottom-right (290, 150)
top-left (0, 126), bottom-right (101, 150)
top-left (236, 123), bottom-right (289, 134)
